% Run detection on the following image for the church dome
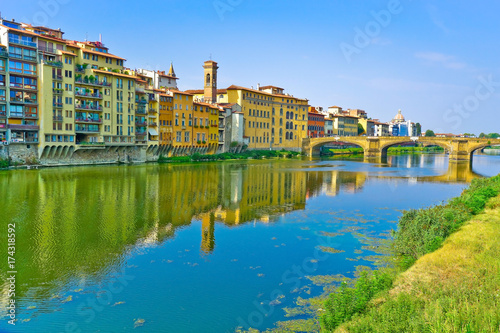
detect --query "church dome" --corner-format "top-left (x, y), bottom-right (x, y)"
top-left (393, 109), bottom-right (405, 122)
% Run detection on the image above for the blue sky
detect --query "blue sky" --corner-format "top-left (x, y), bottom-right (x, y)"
top-left (3, 0), bottom-right (499, 134)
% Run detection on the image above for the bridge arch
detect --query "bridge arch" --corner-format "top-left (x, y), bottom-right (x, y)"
top-left (306, 137), bottom-right (368, 156)
top-left (379, 139), bottom-right (451, 155)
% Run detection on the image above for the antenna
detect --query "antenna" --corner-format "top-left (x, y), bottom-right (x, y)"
top-left (85, 32), bottom-right (88, 41)
top-left (99, 34), bottom-right (102, 43)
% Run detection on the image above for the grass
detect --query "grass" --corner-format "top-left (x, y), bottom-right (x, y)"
top-left (336, 195), bottom-right (500, 333)
top-left (325, 176), bottom-right (500, 333)
top-left (158, 150), bottom-right (300, 163)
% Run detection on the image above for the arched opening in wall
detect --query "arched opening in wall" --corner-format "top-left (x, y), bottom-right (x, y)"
top-left (314, 140), bottom-right (364, 157)
top-left (472, 143), bottom-right (500, 157)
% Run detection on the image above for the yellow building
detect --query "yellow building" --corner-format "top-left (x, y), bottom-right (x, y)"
top-left (189, 62), bottom-right (310, 151)
top-left (331, 114), bottom-right (359, 136)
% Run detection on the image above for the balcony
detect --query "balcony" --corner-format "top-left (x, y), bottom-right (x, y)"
top-left (149, 96), bottom-right (157, 102)
top-left (44, 60), bottom-right (63, 68)
top-left (10, 97), bottom-right (38, 105)
top-left (149, 122), bottom-right (158, 127)
top-left (75, 78), bottom-right (112, 87)
top-left (53, 75), bottom-right (63, 81)
top-left (38, 45), bottom-right (57, 54)
top-left (75, 117), bottom-right (102, 124)
top-left (0, 111), bottom-right (6, 118)
top-left (136, 107), bottom-right (147, 115)
top-left (53, 115), bottom-right (63, 122)
top-left (135, 121), bottom-right (147, 126)
top-left (8, 124), bottom-right (39, 131)
top-left (148, 108), bottom-right (156, 113)
top-left (75, 104), bottom-right (103, 112)
top-left (75, 125), bottom-right (100, 133)
top-left (53, 88), bottom-right (63, 95)
top-left (11, 83), bottom-right (37, 91)
top-left (8, 37), bottom-right (37, 48)
top-left (136, 98), bottom-right (148, 105)
top-left (53, 102), bottom-right (63, 108)
top-left (75, 90), bottom-right (103, 99)
top-left (0, 50), bottom-right (8, 58)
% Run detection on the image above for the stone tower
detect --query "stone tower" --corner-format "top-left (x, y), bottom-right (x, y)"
top-left (203, 60), bottom-right (218, 104)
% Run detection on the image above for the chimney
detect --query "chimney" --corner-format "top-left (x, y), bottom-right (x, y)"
top-left (257, 83), bottom-right (260, 90)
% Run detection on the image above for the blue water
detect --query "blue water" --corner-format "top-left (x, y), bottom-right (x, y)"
top-left (1, 153), bottom-right (499, 333)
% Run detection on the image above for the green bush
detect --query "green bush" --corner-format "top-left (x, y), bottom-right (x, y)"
top-left (0, 158), bottom-right (9, 169)
top-left (321, 271), bottom-right (392, 331)
top-left (393, 175), bottom-right (500, 267)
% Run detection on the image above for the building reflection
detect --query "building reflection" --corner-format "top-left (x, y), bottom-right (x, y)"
top-left (0, 157), bottom-right (483, 305)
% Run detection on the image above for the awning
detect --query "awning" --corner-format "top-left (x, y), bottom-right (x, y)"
top-left (148, 128), bottom-right (158, 136)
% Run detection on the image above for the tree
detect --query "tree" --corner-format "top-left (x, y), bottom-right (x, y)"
top-left (479, 133), bottom-right (486, 138)
top-left (415, 123), bottom-right (422, 136)
top-left (358, 123), bottom-right (365, 135)
top-left (424, 130), bottom-right (435, 137)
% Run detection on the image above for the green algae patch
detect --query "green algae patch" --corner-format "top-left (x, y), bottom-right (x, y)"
top-left (317, 246), bottom-right (345, 254)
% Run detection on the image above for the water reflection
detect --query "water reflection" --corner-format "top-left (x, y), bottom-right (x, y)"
top-left (0, 155), bottom-right (488, 315)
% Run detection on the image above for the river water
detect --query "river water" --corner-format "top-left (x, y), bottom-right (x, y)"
top-left (1, 153), bottom-right (499, 333)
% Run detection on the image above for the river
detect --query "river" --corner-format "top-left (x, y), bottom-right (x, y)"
top-left (1, 153), bottom-right (499, 333)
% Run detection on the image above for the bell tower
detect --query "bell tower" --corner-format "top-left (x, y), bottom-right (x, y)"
top-left (203, 60), bottom-right (218, 104)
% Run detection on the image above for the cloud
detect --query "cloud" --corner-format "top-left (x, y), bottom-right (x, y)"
top-left (370, 38), bottom-right (392, 46)
top-left (415, 52), bottom-right (467, 70)
top-left (427, 5), bottom-right (450, 34)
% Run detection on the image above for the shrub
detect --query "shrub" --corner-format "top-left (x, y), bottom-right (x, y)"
top-left (321, 271), bottom-right (392, 331)
top-left (0, 158), bottom-right (9, 169)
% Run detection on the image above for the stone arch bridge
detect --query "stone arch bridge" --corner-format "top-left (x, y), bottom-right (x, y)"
top-left (302, 136), bottom-right (500, 163)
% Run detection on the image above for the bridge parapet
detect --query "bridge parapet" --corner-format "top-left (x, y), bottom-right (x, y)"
top-left (302, 136), bottom-right (500, 165)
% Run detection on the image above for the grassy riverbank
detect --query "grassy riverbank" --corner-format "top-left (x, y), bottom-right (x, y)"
top-left (328, 146), bottom-right (444, 155)
top-left (241, 174), bottom-right (500, 332)
top-left (322, 175), bottom-right (500, 332)
top-left (158, 150), bottom-right (300, 163)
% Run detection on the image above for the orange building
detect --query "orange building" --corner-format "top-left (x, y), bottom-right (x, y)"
top-left (307, 107), bottom-right (325, 138)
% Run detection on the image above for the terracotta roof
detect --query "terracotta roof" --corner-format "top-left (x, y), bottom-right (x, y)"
top-left (227, 85), bottom-right (308, 101)
top-left (169, 89), bottom-right (193, 96)
top-left (60, 50), bottom-right (76, 56)
top-left (218, 103), bottom-right (238, 108)
top-left (0, 43), bottom-right (5, 48)
top-left (194, 101), bottom-right (218, 108)
top-left (329, 106), bottom-right (342, 108)
top-left (184, 89), bottom-right (227, 95)
top-left (1, 24), bottom-right (65, 43)
top-left (79, 47), bottom-right (125, 60)
top-left (259, 85), bottom-right (284, 90)
top-left (93, 69), bottom-right (137, 79)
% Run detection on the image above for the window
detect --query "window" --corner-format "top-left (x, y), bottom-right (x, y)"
top-left (176, 131), bottom-right (181, 142)
top-left (64, 70), bottom-right (72, 78)
top-left (184, 131), bottom-right (190, 142)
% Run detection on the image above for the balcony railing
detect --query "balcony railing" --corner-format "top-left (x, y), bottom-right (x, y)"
top-left (8, 124), bottom-right (39, 131)
top-left (53, 102), bottom-right (63, 108)
top-left (11, 83), bottom-right (37, 90)
top-left (136, 107), bottom-right (147, 115)
top-left (75, 125), bottom-right (100, 133)
top-left (75, 78), bottom-right (112, 87)
top-left (0, 50), bottom-right (8, 58)
top-left (75, 118), bottom-right (102, 124)
top-left (44, 60), bottom-right (63, 68)
top-left (53, 88), bottom-right (63, 95)
top-left (149, 122), bottom-right (158, 127)
top-left (38, 45), bottom-right (57, 53)
top-left (0, 111), bottom-right (6, 117)
top-left (75, 104), bottom-right (103, 111)
top-left (24, 113), bottom-right (38, 119)
top-left (8, 37), bottom-right (37, 48)
top-left (135, 121), bottom-right (147, 126)
top-left (11, 98), bottom-right (38, 105)
top-left (53, 75), bottom-right (63, 81)
top-left (136, 99), bottom-right (148, 104)
top-left (53, 115), bottom-right (63, 122)
top-left (75, 91), bottom-right (103, 99)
